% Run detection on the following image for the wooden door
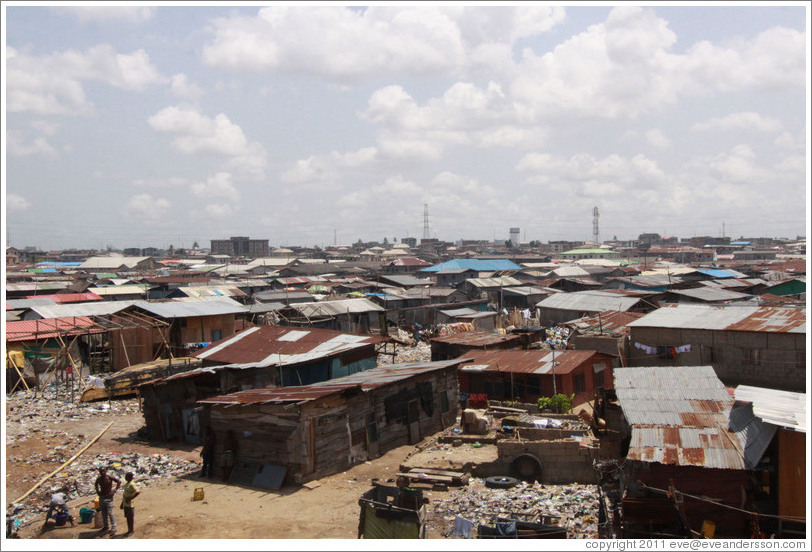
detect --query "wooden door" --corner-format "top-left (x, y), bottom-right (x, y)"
top-left (407, 399), bottom-right (420, 444)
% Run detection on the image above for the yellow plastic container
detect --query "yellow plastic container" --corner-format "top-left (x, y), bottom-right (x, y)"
top-left (192, 487), bottom-right (204, 501)
top-left (702, 520), bottom-right (716, 539)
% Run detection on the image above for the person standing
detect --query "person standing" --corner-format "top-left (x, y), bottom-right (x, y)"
top-left (120, 472), bottom-right (140, 536)
top-left (221, 429), bottom-right (238, 482)
top-left (200, 427), bottom-right (215, 478)
top-left (94, 467), bottom-right (121, 535)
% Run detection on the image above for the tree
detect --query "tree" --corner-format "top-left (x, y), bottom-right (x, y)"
top-left (505, 240), bottom-right (513, 249)
top-left (168, 244), bottom-right (175, 256)
top-left (192, 241), bottom-right (200, 250)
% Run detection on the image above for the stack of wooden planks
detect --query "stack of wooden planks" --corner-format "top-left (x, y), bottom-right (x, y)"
top-left (395, 465), bottom-right (469, 490)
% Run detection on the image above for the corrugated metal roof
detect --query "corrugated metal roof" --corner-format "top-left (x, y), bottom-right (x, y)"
top-left (695, 268), bottom-right (749, 279)
top-left (27, 301), bottom-right (137, 319)
top-left (429, 331), bottom-right (523, 347)
top-left (421, 259), bottom-right (522, 273)
top-left (458, 349), bottom-right (605, 375)
top-left (564, 310), bottom-right (645, 336)
top-left (550, 266), bottom-right (591, 277)
top-left (88, 285), bottom-right (149, 296)
top-left (465, 276), bottom-right (523, 288)
top-left (536, 291), bottom-right (645, 312)
top-left (172, 285), bottom-right (247, 299)
top-left (287, 298), bottom-right (384, 317)
top-left (6, 317), bottom-right (108, 342)
top-left (734, 385), bottom-right (807, 432)
top-left (198, 359), bottom-right (468, 406)
top-left (615, 365), bottom-right (761, 470)
top-left (194, 325), bottom-right (386, 366)
top-left (501, 286), bottom-right (550, 297)
top-left (627, 304), bottom-right (805, 333)
top-left (132, 298), bottom-right (248, 318)
top-left (668, 287), bottom-right (753, 302)
top-left (79, 256), bottom-right (150, 269)
top-left (6, 297), bottom-right (58, 310)
top-left (21, 292), bottom-right (104, 304)
top-left (439, 307), bottom-right (479, 317)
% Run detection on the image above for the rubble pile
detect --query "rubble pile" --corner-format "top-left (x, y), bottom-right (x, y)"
top-left (6, 387), bottom-right (140, 438)
top-left (431, 480), bottom-right (599, 539)
top-left (7, 451), bottom-right (198, 528)
top-left (377, 341), bottom-right (431, 364)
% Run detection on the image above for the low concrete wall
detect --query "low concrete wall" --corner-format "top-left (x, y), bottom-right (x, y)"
top-left (498, 438), bottom-right (598, 484)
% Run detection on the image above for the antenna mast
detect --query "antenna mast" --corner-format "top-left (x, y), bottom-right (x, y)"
top-left (592, 206), bottom-right (600, 244)
top-left (423, 204), bottom-right (430, 240)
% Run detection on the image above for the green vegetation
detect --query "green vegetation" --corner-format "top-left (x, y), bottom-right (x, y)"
top-left (537, 393), bottom-right (575, 414)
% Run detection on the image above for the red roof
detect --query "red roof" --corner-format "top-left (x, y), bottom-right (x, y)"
top-left (429, 331), bottom-right (523, 347)
top-left (6, 317), bottom-right (108, 342)
top-left (459, 349), bottom-right (606, 375)
top-left (193, 325), bottom-right (387, 365)
top-left (23, 292), bottom-right (104, 304)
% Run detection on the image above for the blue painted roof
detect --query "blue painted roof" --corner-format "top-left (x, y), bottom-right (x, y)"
top-left (421, 259), bottom-right (522, 273)
top-left (697, 268), bottom-right (738, 279)
top-left (730, 241), bottom-right (750, 246)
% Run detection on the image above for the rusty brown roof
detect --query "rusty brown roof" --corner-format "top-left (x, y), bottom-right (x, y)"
top-left (615, 366), bottom-right (759, 470)
top-left (194, 325), bottom-right (388, 365)
top-left (429, 331), bottom-right (523, 347)
top-left (564, 310), bottom-right (645, 336)
top-left (198, 359), bottom-right (468, 406)
top-left (459, 349), bottom-right (607, 376)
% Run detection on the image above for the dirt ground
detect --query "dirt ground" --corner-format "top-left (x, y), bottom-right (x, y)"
top-left (5, 391), bottom-right (505, 542)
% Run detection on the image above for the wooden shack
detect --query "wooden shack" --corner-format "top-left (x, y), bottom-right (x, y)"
top-left (429, 331), bottom-right (523, 361)
top-left (198, 359), bottom-right (466, 485)
top-left (136, 326), bottom-right (387, 444)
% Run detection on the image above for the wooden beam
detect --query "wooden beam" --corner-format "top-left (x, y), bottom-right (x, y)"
top-left (12, 421), bottom-right (114, 504)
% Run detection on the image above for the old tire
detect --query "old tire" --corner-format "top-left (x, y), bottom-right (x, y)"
top-left (484, 476), bottom-right (519, 489)
top-left (512, 455), bottom-right (542, 482)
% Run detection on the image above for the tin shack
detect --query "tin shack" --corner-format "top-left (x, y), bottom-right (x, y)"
top-left (198, 359), bottom-right (466, 485)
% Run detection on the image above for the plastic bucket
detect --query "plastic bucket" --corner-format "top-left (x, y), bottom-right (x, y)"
top-left (192, 487), bottom-right (204, 501)
top-left (79, 508), bottom-right (95, 524)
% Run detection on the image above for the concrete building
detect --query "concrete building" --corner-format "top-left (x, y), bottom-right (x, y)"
top-left (210, 236), bottom-right (270, 258)
top-left (626, 304), bottom-right (806, 392)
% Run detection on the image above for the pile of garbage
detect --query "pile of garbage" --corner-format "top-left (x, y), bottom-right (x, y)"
top-left (430, 480), bottom-right (599, 539)
top-left (377, 341), bottom-right (431, 364)
top-left (7, 451), bottom-right (198, 528)
top-left (6, 387), bottom-right (140, 437)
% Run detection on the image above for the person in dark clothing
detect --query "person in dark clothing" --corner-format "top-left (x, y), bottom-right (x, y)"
top-left (94, 467), bottom-right (121, 534)
top-left (200, 427), bottom-right (215, 478)
top-left (221, 429), bottom-right (238, 482)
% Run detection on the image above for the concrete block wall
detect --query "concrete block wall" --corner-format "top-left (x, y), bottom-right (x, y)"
top-left (629, 327), bottom-right (805, 393)
top-left (499, 438), bottom-right (597, 484)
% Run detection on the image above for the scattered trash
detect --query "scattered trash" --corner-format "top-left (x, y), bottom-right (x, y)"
top-left (431, 480), bottom-right (599, 539)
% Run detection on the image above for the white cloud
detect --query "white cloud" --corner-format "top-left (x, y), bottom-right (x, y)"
top-left (123, 194), bottom-right (171, 223)
top-left (204, 203), bottom-right (235, 217)
top-left (6, 131), bottom-right (58, 157)
top-left (645, 129), bottom-right (671, 149)
top-left (148, 105), bottom-right (267, 178)
top-left (6, 45), bottom-right (163, 115)
top-left (201, 6), bottom-right (565, 78)
top-left (170, 73), bottom-right (204, 99)
top-left (707, 144), bottom-right (765, 183)
top-left (54, 7), bottom-right (156, 23)
top-left (7, 194), bottom-right (32, 212)
top-left (692, 112), bottom-right (783, 133)
top-left (191, 172), bottom-right (240, 203)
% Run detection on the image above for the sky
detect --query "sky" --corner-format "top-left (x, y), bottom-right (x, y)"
top-left (2, 2), bottom-right (810, 252)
